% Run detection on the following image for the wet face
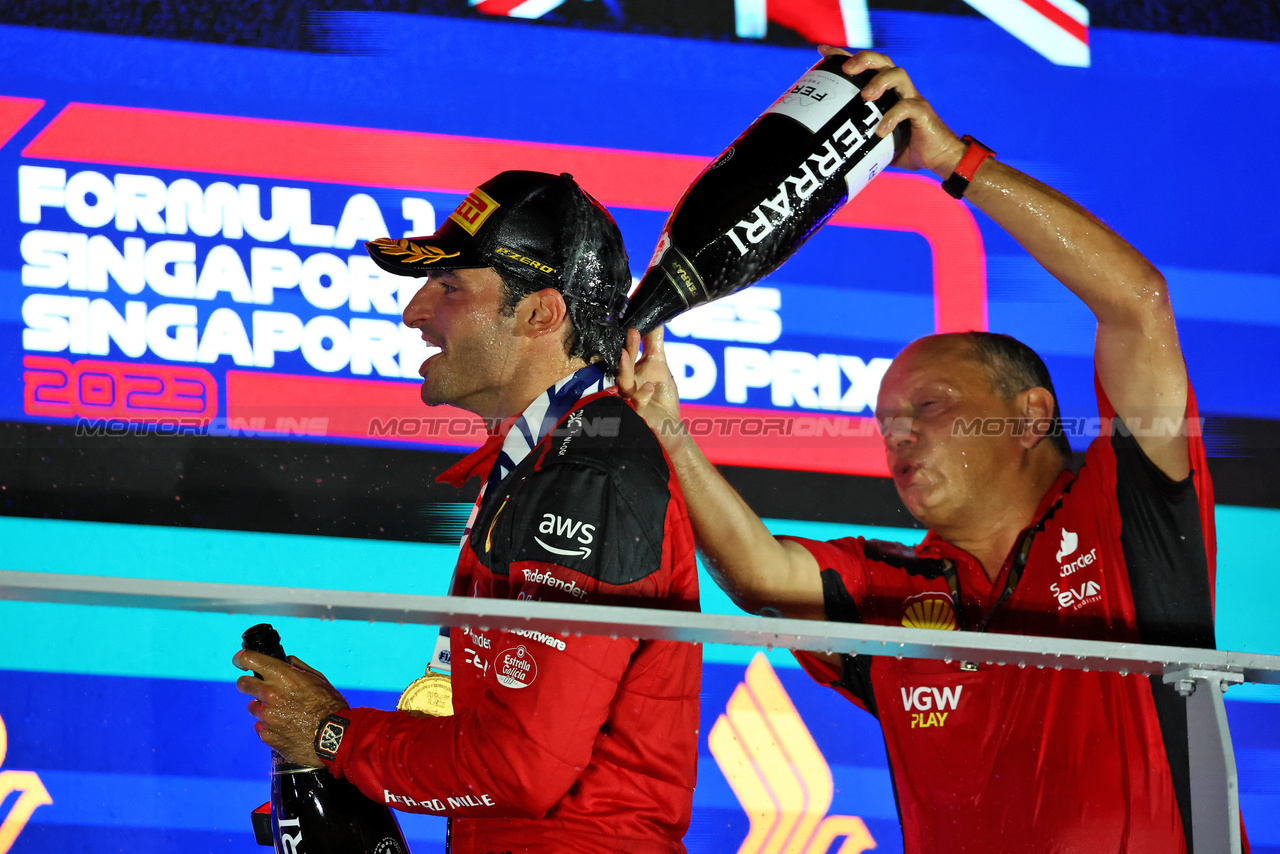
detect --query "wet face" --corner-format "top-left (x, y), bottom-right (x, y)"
top-left (875, 337), bottom-right (1027, 531)
top-left (400, 267), bottom-right (521, 413)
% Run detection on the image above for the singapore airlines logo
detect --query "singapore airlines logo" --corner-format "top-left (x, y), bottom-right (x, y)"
top-left (0, 712), bottom-right (52, 853)
top-left (709, 655), bottom-right (877, 854)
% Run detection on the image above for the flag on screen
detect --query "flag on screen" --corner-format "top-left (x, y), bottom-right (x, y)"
top-left (470, 0), bottom-right (1088, 67)
top-left (963, 0), bottom-right (1090, 66)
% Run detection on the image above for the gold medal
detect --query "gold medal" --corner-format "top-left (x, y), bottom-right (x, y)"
top-left (397, 671), bottom-right (453, 717)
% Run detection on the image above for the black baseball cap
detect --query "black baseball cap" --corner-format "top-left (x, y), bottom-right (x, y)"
top-left (366, 170), bottom-right (631, 321)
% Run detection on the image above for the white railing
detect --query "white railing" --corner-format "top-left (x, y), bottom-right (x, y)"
top-left (4, 569), bottom-right (1278, 853)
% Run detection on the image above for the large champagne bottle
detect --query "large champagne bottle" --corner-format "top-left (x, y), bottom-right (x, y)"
top-left (242, 623), bottom-right (411, 854)
top-left (620, 55), bottom-right (910, 334)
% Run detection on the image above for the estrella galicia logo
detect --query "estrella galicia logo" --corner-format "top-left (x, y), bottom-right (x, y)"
top-left (495, 645), bottom-right (538, 689)
top-left (533, 512), bottom-right (595, 559)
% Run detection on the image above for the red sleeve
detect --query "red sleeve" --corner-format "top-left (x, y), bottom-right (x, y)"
top-left (327, 631), bottom-right (639, 819)
top-left (776, 536), bottom-right (872, 606)
top-left (776, 536), bottom-right (876, 712)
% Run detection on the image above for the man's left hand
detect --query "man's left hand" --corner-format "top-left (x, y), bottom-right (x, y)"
top-left (818, 46), bottom-right (966, 178)
top-left (234, 649), bottom-right (349, 766)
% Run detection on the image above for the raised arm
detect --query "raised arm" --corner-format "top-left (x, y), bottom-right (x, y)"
top-left (618, 328), bottom-right (825, 620)
top-left (833, 48), bottom-right (1190, 480)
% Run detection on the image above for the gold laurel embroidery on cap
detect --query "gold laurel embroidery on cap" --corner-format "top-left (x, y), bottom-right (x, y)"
top-left (370, 237), bottom-right (461, 265)
top-left (902, 596), bottom-right (957, 631)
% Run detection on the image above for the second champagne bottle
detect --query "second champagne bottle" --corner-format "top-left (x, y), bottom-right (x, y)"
top-left (241, 623), bottom-right (412, 854)
top-left (620, 54), bottom-right (911, 335)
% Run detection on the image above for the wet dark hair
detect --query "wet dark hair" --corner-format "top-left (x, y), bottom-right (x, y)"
top-left (493, 267), bottom-right (627, 376)
top-left (491, 185), bottom-right (629, 376)
top-left (957, 331), bottom-right (1073, 461)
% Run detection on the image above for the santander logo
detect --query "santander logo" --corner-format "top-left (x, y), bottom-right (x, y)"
top-left (1055, 528), bottom-right (1100, 578)
top-left (1055, 529), bottom-right (1077, 563)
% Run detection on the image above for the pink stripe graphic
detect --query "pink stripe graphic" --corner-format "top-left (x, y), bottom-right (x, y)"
top-left (0, 96), bottom-right (45, 150)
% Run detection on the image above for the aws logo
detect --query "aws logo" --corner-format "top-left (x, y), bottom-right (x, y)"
top-left (0, 712), bottom-right (52, 853)
top-left (709, 655), bottom-right (876, 854)
top-left (901, 593), bottom-right (956, 631)
top-left (534, 513), bottom-right (595, 559)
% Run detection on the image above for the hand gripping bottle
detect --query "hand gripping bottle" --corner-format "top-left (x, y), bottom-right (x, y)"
top-left (620, 55), bottom-right (910, 334)
top-left (242, 623), bottom-right (411, 854)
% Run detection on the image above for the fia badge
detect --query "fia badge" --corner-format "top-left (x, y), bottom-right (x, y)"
top-left (397, 672), bottom-right (454, 717)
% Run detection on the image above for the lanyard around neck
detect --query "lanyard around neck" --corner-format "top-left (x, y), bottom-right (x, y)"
top-left (942, 527), bottom-right (1037, 634)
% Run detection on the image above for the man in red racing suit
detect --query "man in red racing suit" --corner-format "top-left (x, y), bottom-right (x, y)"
top-left (236, 170), bottom-right (701, 853)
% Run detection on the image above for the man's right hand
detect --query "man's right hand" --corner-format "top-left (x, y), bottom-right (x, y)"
top-left (617, 326), bottom-right (825, 621)
top-left (234, 650), bottom-right (349, 767)
top-left (617, 327), bottom-right (686, 455)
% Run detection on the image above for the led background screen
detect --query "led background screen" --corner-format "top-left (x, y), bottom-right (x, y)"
top-left (1, 2), bottom-right (1278, 852)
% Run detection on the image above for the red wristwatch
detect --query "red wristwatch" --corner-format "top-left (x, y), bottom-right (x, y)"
top-left (941, 135), bottom-right (996, 199)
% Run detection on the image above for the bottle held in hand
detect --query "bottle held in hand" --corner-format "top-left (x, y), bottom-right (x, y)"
top-left (241, 623), bottom-right (411, 854)
top-left (620, 55), bottom-right (910, 335)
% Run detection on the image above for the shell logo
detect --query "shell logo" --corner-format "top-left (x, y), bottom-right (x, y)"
top-left (0, 712), bottom-right (53, 853)
top-left (708, 654), bottom-right (877, 854)
top-left (901, 594), bottom-right (957, 631)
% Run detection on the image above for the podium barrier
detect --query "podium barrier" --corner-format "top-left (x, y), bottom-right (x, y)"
top-left (3, 569), bottom-right (1277, 853)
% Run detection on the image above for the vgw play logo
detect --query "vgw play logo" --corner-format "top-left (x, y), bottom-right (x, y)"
top-left (0, 712), bottom-right (52, 853)
top-left (709, 655), bottom-right (876, 854)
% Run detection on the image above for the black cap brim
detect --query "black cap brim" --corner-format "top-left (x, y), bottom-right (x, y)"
top-left (365, 218), bottom-right (488, 278)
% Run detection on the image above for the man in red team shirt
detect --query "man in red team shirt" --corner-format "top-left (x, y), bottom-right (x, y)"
top-left (620, 49), bottom-right (1236, 852)
top-left (235, 171), bottom-right (701, 854)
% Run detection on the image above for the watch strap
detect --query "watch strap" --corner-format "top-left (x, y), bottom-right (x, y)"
top-left (942, 135), bottom-right (996, 199)
top-left (313, 712), bottom-right (352, 763)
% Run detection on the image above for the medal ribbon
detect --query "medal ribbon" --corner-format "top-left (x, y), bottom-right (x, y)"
top-left (428, 364), bottom-right (610, 674)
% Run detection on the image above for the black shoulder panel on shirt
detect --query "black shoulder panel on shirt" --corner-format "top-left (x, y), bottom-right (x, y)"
top-left (862, 539), bottom-right (950, 580)
top-left (480, 396), bottom-right (671, 587)
top-left (537, 395), bottom-right (671, 481)
top-left (819, 568), bottom-right (878, 718)
top-left (1109, 421), bottom-right (1215, 649)
top-left (1108, 418), bottom-right (1214, 854)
